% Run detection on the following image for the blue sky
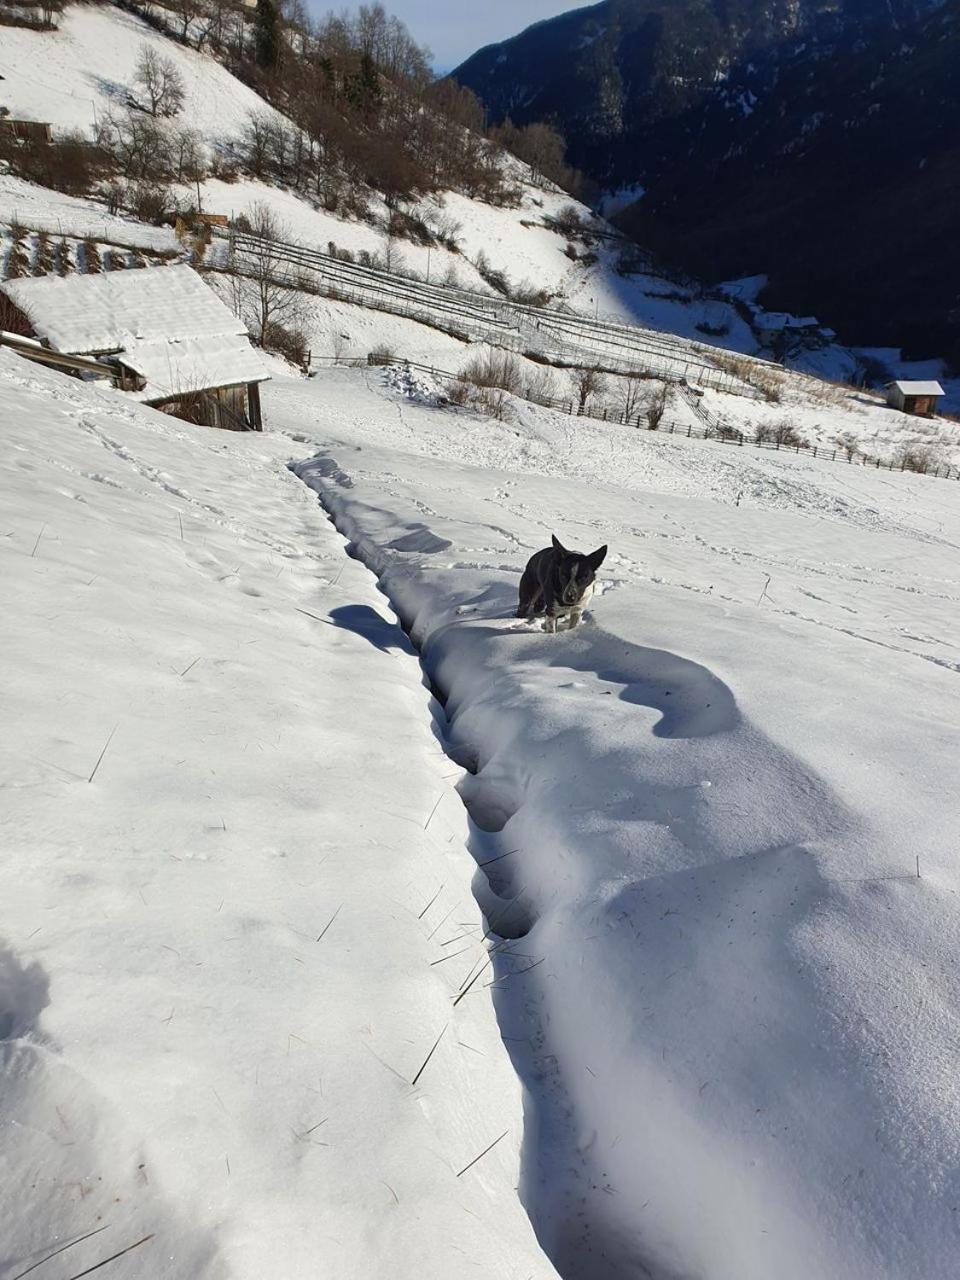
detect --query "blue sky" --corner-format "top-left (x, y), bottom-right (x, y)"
top-left (306, 1), bottom-right (582, 71)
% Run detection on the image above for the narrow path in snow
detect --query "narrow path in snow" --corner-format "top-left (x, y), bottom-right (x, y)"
top-left (294, 478), bottom-right (708, 1280)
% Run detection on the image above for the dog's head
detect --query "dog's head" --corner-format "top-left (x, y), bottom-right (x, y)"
top-left (551, 534), bottom-right (607, 606)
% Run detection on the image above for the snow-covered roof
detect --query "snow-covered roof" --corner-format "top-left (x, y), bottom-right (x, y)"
top-left (121, 334), bottom-right (271, 403)
top-left (887, 380), bottom-right (945, 397)
top-left (753, 310), bottom-right (820, 332)
top-left (1, 265), bottom-right (269, 399)
top-left (716, 274), bottom-right (769, 302)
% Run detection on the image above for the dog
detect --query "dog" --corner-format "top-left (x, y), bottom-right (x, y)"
top-left (516, 534), bottom-right (607, 632)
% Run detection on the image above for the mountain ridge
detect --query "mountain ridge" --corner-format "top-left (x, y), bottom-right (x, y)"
top-left (453, 0), bottom-right (959, 364)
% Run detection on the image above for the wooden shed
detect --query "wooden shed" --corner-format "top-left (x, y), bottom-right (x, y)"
top-left (0, 119), bottom-right (52, 144)
top-left (885, 380), bottom-right (944, 418)
top-left (1, 265), bottom-right (269, 430)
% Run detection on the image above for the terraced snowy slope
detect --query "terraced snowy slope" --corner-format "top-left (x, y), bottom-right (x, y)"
top-left (282, 366), bottom-right (960, 1280)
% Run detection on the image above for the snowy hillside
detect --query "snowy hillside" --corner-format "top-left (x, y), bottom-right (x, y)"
top-left (3, 5), bottom-right (960, 1278)
top-left (0, 3), bottom-right (286, 143)
top-left (0, 3), bottom-right (714, 332)
top-left (4, 342), bottom-right (960, 1278)
top-left (0, 350), bottom-right (558, 1280)
top-left (4, 0), bottom-right (955, 413)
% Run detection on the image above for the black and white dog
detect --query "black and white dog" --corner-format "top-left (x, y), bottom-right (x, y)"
top-left (516, 534), bottom-right (607, 632)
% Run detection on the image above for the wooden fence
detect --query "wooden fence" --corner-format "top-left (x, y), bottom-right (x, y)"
top-left (325, 354), bottom-right (960, 484)
top-left (214, 227), bottom-right (769, 397)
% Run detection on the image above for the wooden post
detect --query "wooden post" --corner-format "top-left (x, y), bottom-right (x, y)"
top-left (247, 382), bottom-right (263, 432)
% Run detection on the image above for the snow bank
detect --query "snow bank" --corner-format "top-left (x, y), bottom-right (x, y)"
top-left (0, 350), bottom-right (557, 1280)
top-left (281, 367), bottom-right (960, 1280)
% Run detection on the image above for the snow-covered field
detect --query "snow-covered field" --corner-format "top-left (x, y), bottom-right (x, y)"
top-left (0, 352), bottom-right (557, 1280)
top-left (5, 344), bottom-right (960, 1278)
top-left (3, 4), bottom-right (960, 1272)
top-left (279, 367), bottom-right (960, 1279)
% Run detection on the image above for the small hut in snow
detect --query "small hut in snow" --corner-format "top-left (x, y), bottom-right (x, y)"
top-left (884, 380), bottom-right (944, 418)
top-left (1, 265), bottom-right (269, 430)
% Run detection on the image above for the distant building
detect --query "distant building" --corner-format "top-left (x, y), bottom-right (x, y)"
top-left (1, 265), bottom-right (269, 430)
top-left (884, 380), bottom-right (944, 418)
top-left (0, 118), bottom-right (52, 144)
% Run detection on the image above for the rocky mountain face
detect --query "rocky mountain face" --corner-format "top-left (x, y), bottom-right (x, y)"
top-left (454, 0), bottom-right (959, 364)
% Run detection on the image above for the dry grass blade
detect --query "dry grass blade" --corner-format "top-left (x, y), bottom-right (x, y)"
top-left (417, 883), bottom-right (444, 920)
top-left (456, 1129), bottom-right (509, 1177)
top-left (61, 1234), bottom-right (154, 1280)
top-left (476, 848), bottom-right (520, 869)
top-left (487, 956), bottom-right (545, 989)
top-left (8, 1226), bottom-right (110, 1280)
top-left (430, 945), bottom-right (470, 966)
top-left (457, 953), bottom-right (488, 992)
top-left (410, 1023), bottom-right (447, 1086)
top-left (316, 904), bottom-right (342, 941)
top-left (452, 957), bottom-right (492, 1007)
top-left (423, 793), bottom-right (443, 830)
top-left (87, 725), bottom-right (118, 784)
top-left (426, 904), bottom-right (456, 940)
top-left (297, 607), bottom-right (337, 628)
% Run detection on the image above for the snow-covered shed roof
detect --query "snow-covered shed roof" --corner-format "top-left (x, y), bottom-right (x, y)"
top-left (886, 380), bottom-right (945, 397)
top-left (1, 266), bottom-right (270, 401)
top-left (118, 335), bottom-right (268, 404)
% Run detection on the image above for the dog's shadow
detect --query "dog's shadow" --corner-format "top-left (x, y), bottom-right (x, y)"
top-left (327, 604), bottom-right (416, 654)
top-left (450, 581), bottom-right (737, 741)
top-left (551, 635), bottom-right (738, 738)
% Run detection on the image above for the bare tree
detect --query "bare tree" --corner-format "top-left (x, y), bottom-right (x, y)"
top-left (754, 416), bottom-right (803, 447)
top-left (490, 118), bottom-right (570, 189)
top-left (523, 364), bottom-right (558, 407)
top-left (98, 108), bottom-right (176, 181)
top-left (132, 45), bottom-right (186, 118)
top-left (172, 127), bottom-right (204, 183)
top-left (572, 365), bottom-right (606, 415)
top-left (224, 203), bottom-right (307, 351)
top-left (646, 385), bottom-right (667, 430)
top-left (171, 0), bottom-right (204, 45)
top-left (616, 373), bottom-right (646, 424)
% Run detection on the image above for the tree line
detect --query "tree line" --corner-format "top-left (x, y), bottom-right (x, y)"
top-left (114, 0), bottom-right (589, 205)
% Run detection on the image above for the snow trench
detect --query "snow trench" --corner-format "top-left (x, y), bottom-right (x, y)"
top-left (290, 453), bottom-right (916, 1280)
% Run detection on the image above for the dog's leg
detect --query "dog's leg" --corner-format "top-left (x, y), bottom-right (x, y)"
top-left (567, 609), bottom-right (582, 630)
top-left (517, 574), bottom-right (542, 619)
top-left (543, 613), bottom-right (557, 634)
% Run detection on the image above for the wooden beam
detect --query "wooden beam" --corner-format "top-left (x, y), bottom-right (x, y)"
top-left (0, 332), bottom-right (119, 381)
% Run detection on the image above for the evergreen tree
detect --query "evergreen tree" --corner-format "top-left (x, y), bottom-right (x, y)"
top-left (255, 0), bottom-right (279, 71)
top-left (347, 52), bottom-right (381, 121)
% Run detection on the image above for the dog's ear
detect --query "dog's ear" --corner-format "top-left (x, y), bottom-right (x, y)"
top-left (586, 544), bottom-right (607, 570)
top-left (551, 534), bottom-right (569, 556)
